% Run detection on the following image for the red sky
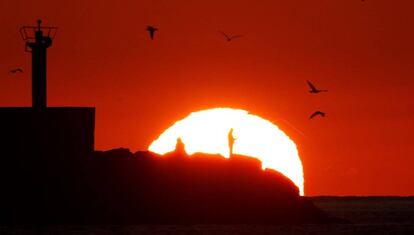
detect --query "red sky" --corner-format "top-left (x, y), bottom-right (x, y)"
top-left (0, 0), bottom-right (413, 196)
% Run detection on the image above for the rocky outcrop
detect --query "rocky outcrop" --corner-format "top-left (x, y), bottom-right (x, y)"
top-left (0, 148), bottom-right (329, 224)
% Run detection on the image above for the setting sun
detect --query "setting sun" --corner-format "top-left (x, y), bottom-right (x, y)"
top-left (149, 108), bottom-right (304, 195)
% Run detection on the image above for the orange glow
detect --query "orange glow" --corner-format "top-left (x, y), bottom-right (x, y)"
top-left (2, 1), bottom-right (413, 196)
top-left (149, 108), bottom-right (304, 195)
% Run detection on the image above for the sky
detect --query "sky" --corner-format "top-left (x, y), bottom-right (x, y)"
top-left (0, 0), bottom-right (413, 196)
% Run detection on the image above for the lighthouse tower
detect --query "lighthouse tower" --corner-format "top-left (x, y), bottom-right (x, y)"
top-left (20, 20), bottom-right (56, 109)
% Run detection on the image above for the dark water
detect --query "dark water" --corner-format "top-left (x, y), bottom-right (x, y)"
top-left (1, 197), bottom-right (414, 234)
top-left (1, 224), bottom-right (414, 235)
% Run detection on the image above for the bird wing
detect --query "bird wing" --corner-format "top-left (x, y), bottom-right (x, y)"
top-left (310, 111), bottom-right (323, 119)
top-left (147, 26), bottom-right (157, 31)
top-left (307, 80), bottom-right (317, 91)
top-left (219, 31), bottom-right (230, 39)
top-left (230, 35), bottom-right (243, 40)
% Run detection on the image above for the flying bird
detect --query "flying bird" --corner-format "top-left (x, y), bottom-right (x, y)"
top-left (307, 80), bottom-right (328, 94)
top-left (219, 31), bottom-right (243, 42)
top-left (9, 68), bottom-right (23, 74)
top-left (146, 26), bottom-right (158, 40)
top-left (310, 111), bottom-right (326, 119)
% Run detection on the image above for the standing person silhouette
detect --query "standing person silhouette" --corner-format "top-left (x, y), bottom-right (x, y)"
top-left (228, 128), bottom-right (236, 157)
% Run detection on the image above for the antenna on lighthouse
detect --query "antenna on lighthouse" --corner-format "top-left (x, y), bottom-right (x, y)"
top-left (20, 20), bottom-right (58, 110)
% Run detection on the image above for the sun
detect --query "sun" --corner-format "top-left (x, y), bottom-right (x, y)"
top-left (149, 108), bottom-right (304, 195)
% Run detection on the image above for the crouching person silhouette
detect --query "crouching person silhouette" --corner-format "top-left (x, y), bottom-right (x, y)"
top-left (175, 137), bottom-right (187, 155)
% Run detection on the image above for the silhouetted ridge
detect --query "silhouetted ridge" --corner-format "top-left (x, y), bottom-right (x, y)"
top-left (0, 148), bottom-right (329, 224)
top-left (90, 149), bottom-right (327, 224)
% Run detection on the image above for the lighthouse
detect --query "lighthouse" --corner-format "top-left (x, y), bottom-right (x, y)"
top-left (0, 20), bottom-right (97, 223)
top-left (20, 20), bottom-right (56, 109)
top-left (0, 20), bottom-right (95, 164)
